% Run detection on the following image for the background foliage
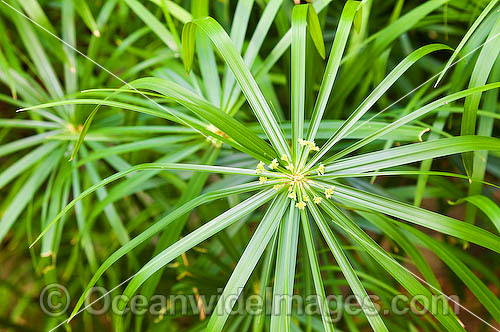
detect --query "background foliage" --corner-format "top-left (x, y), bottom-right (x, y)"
top-left (0, 0), bottom-right (499, 331)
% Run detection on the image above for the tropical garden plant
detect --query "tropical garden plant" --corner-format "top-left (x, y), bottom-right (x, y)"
top-left (1, 0), bottom-right (500, 332)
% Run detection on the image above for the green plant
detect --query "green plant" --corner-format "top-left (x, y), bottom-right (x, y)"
top-left (2, 1), bottom-right (500, 332)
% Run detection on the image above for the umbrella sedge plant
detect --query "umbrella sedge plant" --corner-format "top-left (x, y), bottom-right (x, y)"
top-left (0, 1), bottom-right (234, 329)
top-left (0, 0), bottom-right (161, 283)
top-left (2, 0), bottom-right (500, 331)
top-left (21, 1), bottom-right (500, 332)
top-left (14, 2), bottom-right (433, 327)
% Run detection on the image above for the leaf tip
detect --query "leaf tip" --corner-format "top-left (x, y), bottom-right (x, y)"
top-left (418, 128), bottom-right (430, 142)
top-left (319, 49), bottom-right (326, 60)
top-left (68, 314), bottom-right (76, 323)
top-left (29, 234), bottom-right (42, 248)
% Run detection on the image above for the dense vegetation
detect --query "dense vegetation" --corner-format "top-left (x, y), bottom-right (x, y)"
top-left (0, 0), bottom-right (499, 331)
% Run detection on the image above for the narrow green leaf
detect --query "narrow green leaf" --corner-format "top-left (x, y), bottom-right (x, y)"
top-left (253, 230), bottom-right (278, 332)
top-left (324, 136), bottom-right (500, 175)
top-left (62, 0), bottom-right (78, 106)
top-left (0, 147), bottom-right (63, 242)
top-left (68, 181), bottom-right (271, 318)
top-left (327, 82), bottom-right (500, 163)
top-left (461, 16), bottom-right (500, 176)
top-left (306, 44), bottom-right (452, 169)
top-left (71, 163), bottom-right (97, 271)
top-left (0, 130), bottom-right (60, 158)
top-left (81, 146), bottom-right (130, 246)
top-left (192, 0), bottom-right (221, 107)
top-left (244, 0), bottom-right (284, 68)
top-left (362, 213), bottom-right (441, 289)
top-left (207, 194), bottom-right (287, 332)
top-left (150, 0), bottom-right (192, 23)
top-left (18, 97), bottom-right (206, 129)
top-left (291, 5), bottom-right (308, 161)
top-left (0, 119), bottom-right (58, 129)
top-left (224, 0), bottom-right (285, 111)
top-left (435, 0), bottom-right (500, 86)
top-left (72, 0), bottom-right (100, 37)
top-left (305, 0), bottom-right (359, 144)
top-left (221, 0), bottom-right (255, 107)
top-left (0, 141), bottom-right (59, 189)
top-left (465, 52), bottom-right (500, 222)
top-left (270, 202), bottom-right (299, 332)
top-left (306, 5), bottom-right (325, 59)
top-left (15, 0), bottom-right (69, 65)
top-left (70, 106), bottom-right (98, 161)
top-left (0, 42), bottom-right (16, 99)
top-left (353, 3), bottom-right (363, 33)
top-left (128, 77), bottom-right (277, 161)
top-left (8, 1), bottom-right (65, 103)
top-left (318, 198), bottom-right (466, 332)
top-left (405, 226), bottom-right (500, 322)
top-left (181, 17), bottom-right (291, 159)
top-left (75, 135), bottom-right (195, 165)
top-left (319, 170), bottom-right (499, 190)
top-left (450, 195), bottom-right (500, 234)
top-left (307, 192), bottom-right (388, 332)
top-left (181, 21), bottom-right (196, 73)
top-left (325, 183), bottom-right (500, 255)
top-left (114, 189), bottom-right (278, 331)
top-left (32, 163), bottom-right (283, 247)
top-left (124, 0), bottom-right (178, 51)
top-left (299, 210), bottom-right (335, 332)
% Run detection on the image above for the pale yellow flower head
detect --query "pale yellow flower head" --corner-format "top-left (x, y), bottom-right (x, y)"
top-left (308, 141), bottom-right (320, 151)
top-left (295, 201), bottom-right (306, 210)
top-left (256, 161), bottom-right (266, 174)
top-left (269, 158), bottom-right (279, 170)
top-left (325, 186), bottom-right (335, 199)
top-left (317, 164), bottom-right (325, 176)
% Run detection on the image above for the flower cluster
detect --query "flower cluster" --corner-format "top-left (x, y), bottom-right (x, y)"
top-left (325, 186), bottom-right (335, 199)
top-left (317, 164), bottom-right (325, 176)
top-left (298, 138), bottom-right (320, 151)
top-left (255, 161), bottom-right (266, 174)
top-left (253, 139), bottom-right (335, 211)
top-left (269, 159), bottom-right (279, 170)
